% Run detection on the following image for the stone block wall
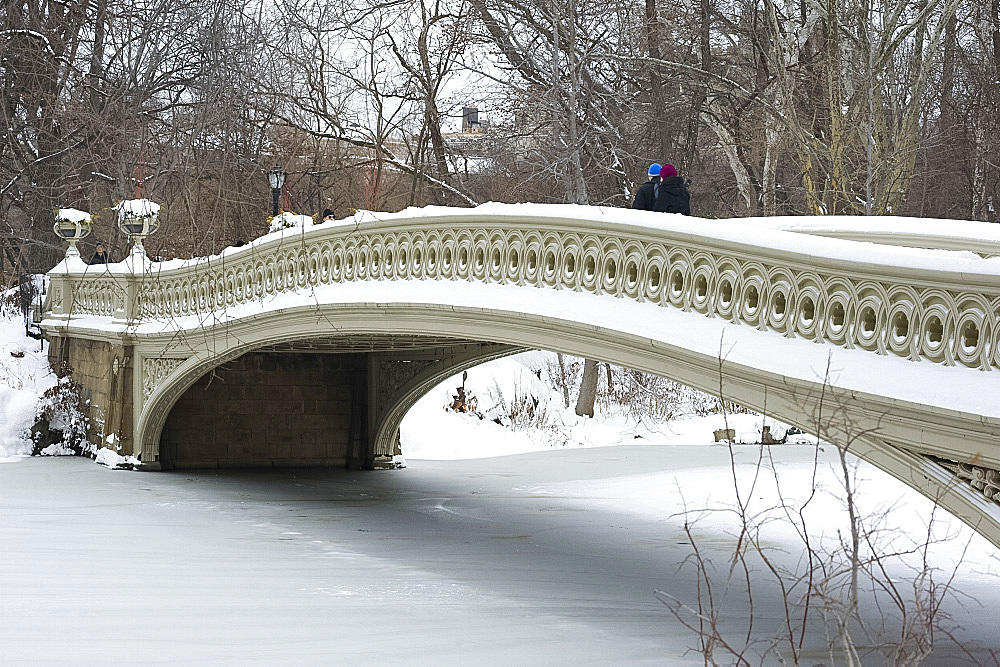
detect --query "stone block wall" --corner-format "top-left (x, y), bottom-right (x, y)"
top-left (48, 336), bottom-right (133, 453)
top-left (160, 352), bottom-right (363, 469)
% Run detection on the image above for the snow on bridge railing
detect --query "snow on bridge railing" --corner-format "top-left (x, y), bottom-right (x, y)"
top-left (747, 215), bottom-right (1000, 258)
top-left (43, 203), bottom-right (1000, 371)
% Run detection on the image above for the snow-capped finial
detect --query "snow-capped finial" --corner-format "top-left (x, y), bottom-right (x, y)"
top-left (115, 199), bottom-right (160, 258)
top-left (268, 211), bottom-right (314, 234)
top-left (53, 207), bottom-right (93, 259)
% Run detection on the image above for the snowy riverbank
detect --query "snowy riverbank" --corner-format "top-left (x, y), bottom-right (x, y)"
top-left (0, 305), bottom-right (55, 460)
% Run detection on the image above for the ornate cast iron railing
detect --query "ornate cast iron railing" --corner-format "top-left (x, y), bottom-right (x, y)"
top-left (44, 205), bottom-right (1000, 371)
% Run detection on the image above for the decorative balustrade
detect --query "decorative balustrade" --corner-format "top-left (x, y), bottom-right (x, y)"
top-left (44, 206), bottom-right (1000, 371)
top-left (73, 278), bottom-right (127, 317)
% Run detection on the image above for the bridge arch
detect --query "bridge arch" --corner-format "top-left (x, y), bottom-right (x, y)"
top-left (129, 294), bottom-right (1000, 548)
top-left (139, 320), bottom-right (520, 471)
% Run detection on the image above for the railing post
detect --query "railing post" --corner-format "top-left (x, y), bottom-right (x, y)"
top-left (111, 271), bottom-right (139, 325)
top-left (44, 273), bottom-right (73, 323)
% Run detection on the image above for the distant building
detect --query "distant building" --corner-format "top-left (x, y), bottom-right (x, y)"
top-left (444, 106), bottom-right (490, 174)
top-left (462, 107), bottom-right (481, 133)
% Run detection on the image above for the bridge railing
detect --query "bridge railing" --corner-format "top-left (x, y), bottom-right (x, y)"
top-left (43, 204), bottom-right (1000, 372)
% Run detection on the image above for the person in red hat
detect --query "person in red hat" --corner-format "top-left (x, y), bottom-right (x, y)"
top-left (652, 163), bottom-right (691, 215)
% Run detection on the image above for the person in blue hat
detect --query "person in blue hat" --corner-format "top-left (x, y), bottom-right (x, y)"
top-left (632, 163), bottom-right (661, 211)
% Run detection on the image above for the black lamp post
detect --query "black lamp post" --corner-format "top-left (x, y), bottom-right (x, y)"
top-left (268, 166), bottom-right (286, 216)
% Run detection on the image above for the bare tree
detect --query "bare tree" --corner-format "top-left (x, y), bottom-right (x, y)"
top-left (656, 353), bottom-right (981, 662)
top-left (0, 0), bottom-right (289, 278)
top-left (1, 0), bottom-right (93, 274)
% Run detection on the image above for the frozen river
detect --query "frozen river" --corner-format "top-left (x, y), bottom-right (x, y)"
top-left (2, 445), bottom-right (998, 664)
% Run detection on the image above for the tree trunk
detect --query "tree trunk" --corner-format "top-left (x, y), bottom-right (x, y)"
top-left (551, 0), bottom-right (560, 150)
top-left (761, 118), bottom-right (779, 215)
top-left (703, 112), bottom-right (755, 214)
top-left (556, 353), bottom-right (570, 408)
top-left (575, 358), bottom-right (598, 417)
top-left (971, 123), bottom-right (989, 220)
top-left (683, 0), bottom-right (711, 171)
top-left (565, 0), bottom-right (588, 205)
top-left (993, 0), bottom-right (1000, 72)
top-left (824, 0), bottom-right (845, 215)
top-left (940, 14), bottom-right (957, 134)
top-left (643, 0), bottom-right (669, 157)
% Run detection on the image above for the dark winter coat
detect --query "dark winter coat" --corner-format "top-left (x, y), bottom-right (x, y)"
top-left (652, 176), bottom-right (691, 215)
top-left (89, 251), bottom-right (110, 265)
top-left (632, 177), bottom-right (660, 211)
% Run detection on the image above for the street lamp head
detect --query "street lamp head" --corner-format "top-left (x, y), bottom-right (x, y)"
top-left (268, 166), bottom-right (287, 190)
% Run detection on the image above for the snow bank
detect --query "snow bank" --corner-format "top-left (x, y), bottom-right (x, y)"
top-left (402, 355), bottom-right (553, 460)
top-left (0, 313), bottom-right (54, 460)
top-left (93, 447), bottom-right (139, 469)
top-left (1, 300), bottom-right (140, 466)
top-left (268, 212), bottom-right (314, 234)
top-left (401, 352), bottom-right (809, 460)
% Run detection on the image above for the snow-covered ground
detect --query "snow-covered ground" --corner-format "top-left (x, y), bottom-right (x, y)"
top-left (0, 300), bottom-right (55, 460)
top-left (1, 300), bottom-right (999, 662)
top-left (401, 353), bottom-right (808, 461)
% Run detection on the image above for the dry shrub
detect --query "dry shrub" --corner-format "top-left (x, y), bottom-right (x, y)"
top-left (32, 375), bottom-right (93, 457)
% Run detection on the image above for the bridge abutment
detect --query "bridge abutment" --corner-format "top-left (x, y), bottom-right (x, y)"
top-left (48, 335), bottom-right (134, 455)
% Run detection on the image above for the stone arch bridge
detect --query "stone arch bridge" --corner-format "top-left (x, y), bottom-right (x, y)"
top-left (40, 204), bottom-right (1000, 546)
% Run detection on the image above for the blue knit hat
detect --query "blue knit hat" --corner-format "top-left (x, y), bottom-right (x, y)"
top-left (647, 163), bottom-right (662, 177)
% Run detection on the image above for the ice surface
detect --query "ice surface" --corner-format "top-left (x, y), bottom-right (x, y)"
top-left (1, 448), bottom-right (997, 663)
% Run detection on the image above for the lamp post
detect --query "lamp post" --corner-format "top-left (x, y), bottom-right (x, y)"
top-left (268, 166), bottom-right (286, 217)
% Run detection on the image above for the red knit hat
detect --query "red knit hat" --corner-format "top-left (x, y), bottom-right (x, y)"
top-left (661, 163), bottom-right (678, 177)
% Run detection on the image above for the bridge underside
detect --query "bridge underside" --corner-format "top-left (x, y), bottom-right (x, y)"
top-left (48, 332), bottom-right (520, 470)
top-left (157, 336), bottom-right (519, 469)
top-left (161, 349), bottom-right (366, 469)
